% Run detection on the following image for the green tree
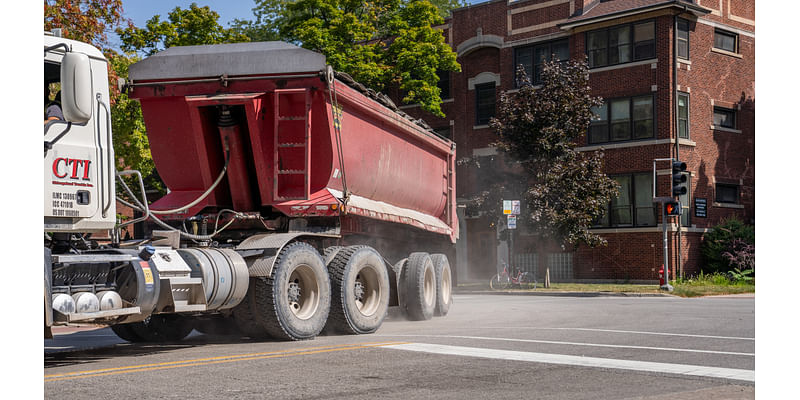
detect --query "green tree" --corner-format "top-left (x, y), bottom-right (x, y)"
top-left (45, 0), bottom-right (125, 50)
top-left (230, 0), bottom-right (287, 41)
top-left (116, 3), bottom-right (249, 56)
top-left (428, 0), bottom-right (466, 19)
top-left (279, 0), bottom-right (460, 117)
top-left (478, 61), bottom-right (618, 247)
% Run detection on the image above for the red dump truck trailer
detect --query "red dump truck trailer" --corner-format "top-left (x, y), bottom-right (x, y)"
top-left (44, 36), bottom-right (456, 341)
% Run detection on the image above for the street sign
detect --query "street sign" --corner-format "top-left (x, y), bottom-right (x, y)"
top-left (695, 198), bottom-right (707, 218)
top-left (503, 200), bottom-right (520, 215)
top-left (507, 215), bottom-right (517, 229)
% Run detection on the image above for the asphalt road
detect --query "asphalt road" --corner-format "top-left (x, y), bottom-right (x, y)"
top-left (44, 293), bottom-right (755, 399)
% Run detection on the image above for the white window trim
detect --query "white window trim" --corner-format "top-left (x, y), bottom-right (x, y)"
top-left (589, 59), bottom-right (658, 74)
top-left (710, 125), bottom-right (742, 134)
top-left (468, 72), bottom-right (501, 90)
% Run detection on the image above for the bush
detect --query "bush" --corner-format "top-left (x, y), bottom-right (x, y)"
top-left (701, 217), bottom-right (755, 275)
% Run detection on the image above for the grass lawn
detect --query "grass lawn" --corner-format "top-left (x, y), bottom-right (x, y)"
top-left (460, 280), bottom-right (755, 298)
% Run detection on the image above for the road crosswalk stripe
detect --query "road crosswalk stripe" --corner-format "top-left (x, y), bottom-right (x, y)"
top-left (383, 342), bottom-right (754, 382)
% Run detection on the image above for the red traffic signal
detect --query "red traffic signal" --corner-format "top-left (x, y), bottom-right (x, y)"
top-left (665, 201), bottom-right (681, 216)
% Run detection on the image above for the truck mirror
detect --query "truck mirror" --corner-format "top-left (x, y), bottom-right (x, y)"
top-left (60, 52), bottom-right (93, 123)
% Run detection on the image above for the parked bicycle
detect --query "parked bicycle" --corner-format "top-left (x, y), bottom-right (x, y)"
top-left (490, 261), bottom-right (536, 290)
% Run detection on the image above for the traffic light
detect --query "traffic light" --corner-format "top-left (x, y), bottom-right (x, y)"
top-left (671, 160), bottom-right (687, 197)
top-left (665, 200), bottom-right (681, 216)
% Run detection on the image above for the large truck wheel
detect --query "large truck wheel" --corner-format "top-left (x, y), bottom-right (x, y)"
top-left (430, 254), bottom-right (452, 317)
top-left (404, 253), bottom-right (436, 321)
top-left (129, 314), bottom-right (195, 342)
top-left (323, 246), bottom-right (343, 266)
top-left (325, 246), bottom-right (390, 334)
top-left (232, 280), bottom-right (269, 339)
top-left (110, 323), bottom-right (144, 342)
top-left (253, 242), bottom-right (331, 341)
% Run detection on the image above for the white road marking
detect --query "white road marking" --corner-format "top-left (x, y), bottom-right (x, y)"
top-left (469, 327), bottom-right (754, 341)
top-left (374, 334), bottom-right (753, 357)
top-left (384, 342), bottom-right (755, 382)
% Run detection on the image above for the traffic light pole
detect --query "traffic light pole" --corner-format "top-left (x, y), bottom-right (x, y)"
top-left (661, 203), bottom-right (674, 292)
top-left (653, 158), bottom-right (682, 292)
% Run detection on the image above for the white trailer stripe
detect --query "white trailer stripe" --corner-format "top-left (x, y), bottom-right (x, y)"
top-left (375, 334), bottom-right (754, 357)
top-left (384, 343), bottom-right (755, 382)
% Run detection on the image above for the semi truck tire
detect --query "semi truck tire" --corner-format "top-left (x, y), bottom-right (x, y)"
top-left (253, 242), bottom-right (331, 340)
top-left (325, 246), bottom-right (390, 334)
top-left (323, 246), bottom-right (343, 267)
top-left (404, 253), bottom-right (436, 321)
top-left (430, 254), bottom-right (452, 317)
top-left (129, 314), bottom-right (194, 342)
top-left (232, 280), bottom-right (269, 339)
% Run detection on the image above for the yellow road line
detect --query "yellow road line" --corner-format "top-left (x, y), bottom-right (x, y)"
top-left (45, 341), bottom-right (408, 383)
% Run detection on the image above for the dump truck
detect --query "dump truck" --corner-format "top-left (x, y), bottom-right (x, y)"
top-left (44, 32), bottom-right (457, 342)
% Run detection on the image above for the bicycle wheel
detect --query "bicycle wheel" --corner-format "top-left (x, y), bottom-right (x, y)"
top-left (489, 274), bottom-right (510, 290)
top-left (519, 272), bottom-right (534, 288)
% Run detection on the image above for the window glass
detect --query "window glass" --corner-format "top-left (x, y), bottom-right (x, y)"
top-left (610, 99), bottom-right (630, 141)
top-left (713, 107), bottom-right (736, 129)
top-left (475, 83), bottom-right (495, 126)
top-left (632, 96), bottom-right (653, 139)
top-left (677, 19), bottom-right (689, 59)
top-left (678, 93), bottom-right (689, 138)
top-left (633, 21), bottom-right (655, 60)
top-left (714, 30), bottom-right (737, 52)
top-left (587, 31), bottom-right (607, 67)
top-left (634, 174), bottom-right (656, 226)
top-left (437, 70), bottom-right (451, 99)
top-left (611, 176), bottom-right (632, 226)
top-left (589, 103), bottom-right (609, 143)
top-left (716, 184), bottom-right (738, 203)
top-left (552, 40), bottom-right (570, 61)
top-left (608, 26), bottom-right (631, 64)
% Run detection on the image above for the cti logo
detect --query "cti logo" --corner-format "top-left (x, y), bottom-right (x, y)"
top-left (52, 158), bottom-right (92, 180)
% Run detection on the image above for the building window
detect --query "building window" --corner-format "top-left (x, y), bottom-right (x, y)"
top-left (589, 95), bottom-right (654, 143)
top-left (713, 106), bottom-right (736, 129)
top-left (677, 18), bottom-right (689, 59)
top-left (475, 83), bottom-right (496, 126)
top-left (437, 70), bottom-right (451, 100)
top-left (587, 20), bottom-right (655, 68)
top-left (715, 183), bottom-right (739, 204)
top-left (514, 39), bottom-right (569, 86)
top-left (596, 173), bottom-right (656, 228)
top-left (714, 29), bottom-right (738, 53)
top-left (678, 92), bottom-right (689, 139)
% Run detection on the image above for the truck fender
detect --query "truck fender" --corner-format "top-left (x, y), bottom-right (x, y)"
top-left (235, 233), bottom-right (337, 277)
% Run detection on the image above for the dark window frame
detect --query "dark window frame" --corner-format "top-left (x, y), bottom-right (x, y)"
top-left (677, 18), bottom-right (690, 59)
top-left (589, 94), bottom-right (656, 144)
top-left (715, 183), bottom-right (739, 204)
top-left (678, 92), bottom-right (690, 139)
top-left (513, 38), bottom-right (570, 86)
top-left (437, 69), bottom-right (451, 100)
top-left (586, 19), bottom-right (656, 68)
top-left (594, 172), bottom-right (657, 228)
top-left (474, 82), bottom-right (496, 126)
top-left (713, 28), bottom-right (739, 53)
top-left (713, 106), bottom-right (737, 129)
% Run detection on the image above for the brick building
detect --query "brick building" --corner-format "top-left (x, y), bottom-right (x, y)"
top-left (399, 0), bottom-right (755, 283)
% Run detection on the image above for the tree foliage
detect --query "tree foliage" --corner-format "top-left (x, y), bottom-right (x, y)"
top-left (44, 0), bottom-right (125, 50)
top-left (278, 0), bottom-right (460, 117)
top-left (701, 217), bottom-right (755, 274)
top-left (476, 61), bottom-right (618, 247)
top-left (116, 3), bottom-right (249, 56)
